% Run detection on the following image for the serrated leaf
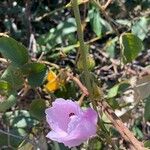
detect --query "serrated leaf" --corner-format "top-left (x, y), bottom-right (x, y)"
top-left (22, 63), bottom-right (47, 87)
top-left (29, 99), bottom-right (46, 120)
top-left (120, 33), bottom-right (143, 63)
top-left (0, 37), bottom-right (29, 66)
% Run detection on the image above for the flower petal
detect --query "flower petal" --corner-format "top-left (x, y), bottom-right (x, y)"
top-left (62, 108), bottom-right (97, 147)
top-left (46, 131), bottom-right (67, 143)
top-left (45, 98), bottom-right (81, 132)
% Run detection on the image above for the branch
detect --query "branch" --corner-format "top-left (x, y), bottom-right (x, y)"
top-left (98, 101), bottom-right (148, 150)
top-left (102, 0), bottom-right (113, 10)
top-left (66, 72), bottom-right (89, 96)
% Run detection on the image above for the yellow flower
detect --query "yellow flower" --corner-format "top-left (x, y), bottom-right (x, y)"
top-left (44, 71), bottom-right (59, 92)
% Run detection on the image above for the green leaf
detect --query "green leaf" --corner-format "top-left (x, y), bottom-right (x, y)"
top-left (1, 110), bottom-right (39, 148)
top-left (55, 82), bottom-right (77, 99)
top-left (132, 17), bottom-right (150, 41)
top-left (0, 80), bottom-right (11, 94)
top-left (0, 37), bottom-right (29, 66)
top-left (107, 84), bottom-right (120, 98)
top-left (29, 99), bottom-right (46, 120)
top-left (88, 6), bottom-right (102, 37)
top-left (88, 138), bottom-right (102, 150)
top-left (132, 126), bottom-right (143, 139)
top-left (37, 18), bottom-right (77, 52)
top-left (107, 82), bottom-right (130, 98)
top-left (0, 94), bottom-right (17, 112)
top-left (144, 97), bottom-right (150, 121)
top-left (22, 63), bottom-right (47, 87)
top-left (105, 37), bottom-right (118, 58)
top-left (120, 33), bottom-right (143, 63)
top-left (88, 4), bottom-right (112, 37)
top-left (3, 110), bottom-right (39, 128)
top-left (1, 65), bottom-right (24, 91)
top-left (0, 128), bottom-right (27, 148)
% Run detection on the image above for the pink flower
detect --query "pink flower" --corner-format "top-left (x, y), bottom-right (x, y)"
top-left (45, 98), bottom-right (98, 148)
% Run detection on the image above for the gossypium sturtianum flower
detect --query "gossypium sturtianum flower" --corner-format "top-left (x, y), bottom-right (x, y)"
top-left (45, 98), bottom-right (98, 148)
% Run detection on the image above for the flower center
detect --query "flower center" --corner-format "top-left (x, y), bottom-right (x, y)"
top-left (69, 112), bottom-right (75, 117)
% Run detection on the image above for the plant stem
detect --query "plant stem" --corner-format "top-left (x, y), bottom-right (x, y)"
top-left (71, 0), bottom-right (99, 111)
top-left (71, 0), bottom-right (87, 66)
top-left (71, 0), bottom-right (91, 91)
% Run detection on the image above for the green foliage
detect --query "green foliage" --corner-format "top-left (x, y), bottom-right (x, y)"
top-left (105, 37), bottom-right (118, 58)
top-left (37, 18), bottom-right (77, 52)
top-left (1, 110), bottom-right (39, 148)
top-left (29, 99), bottom-right (46, 120)
top-left (120, 33), bottom-right (143, 63)
top-left (0, 37), bottom-right (29, 67)
top-left (0, 80), bottom-right (11, 94)
top-left (107, 82), bottom-right (130, 98)
top-left (23, 62), bottom-right (47, 87)
top-left (0, 0), bottom-right (150, 149)
top-left (0, 128), bottom-right (26, 147)
top-left (1, 65), bottom-right (24, 92)
top-left (3, 110), bottom-right (39, 128)
top-left (0, 94), bottom-right (17, 112)
top-left (55, 82), bottom-right (77, 99)
top-left (132, 17), bottom-right (150, 41)
top-left (88, 4), bottom-right (112, 37)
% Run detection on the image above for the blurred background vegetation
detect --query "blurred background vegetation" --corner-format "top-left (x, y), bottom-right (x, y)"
top-left (0, 0), bottom-right (150, 149)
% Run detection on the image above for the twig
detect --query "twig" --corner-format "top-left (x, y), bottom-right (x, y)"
top-left (32, 58), bottom-right (60, 69)
top-left (37, 52), bottom-right (45, 62)
top-left (35, 0), bottom-right (89, 21)
top-left (98, 101), bottom-right (148, 150)
top-left (102, 0), bottom-right (113, 10)
top-left (77, 94), bottom-right (85, 106)
top-left (66, 72), bottom-right (89, 96)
